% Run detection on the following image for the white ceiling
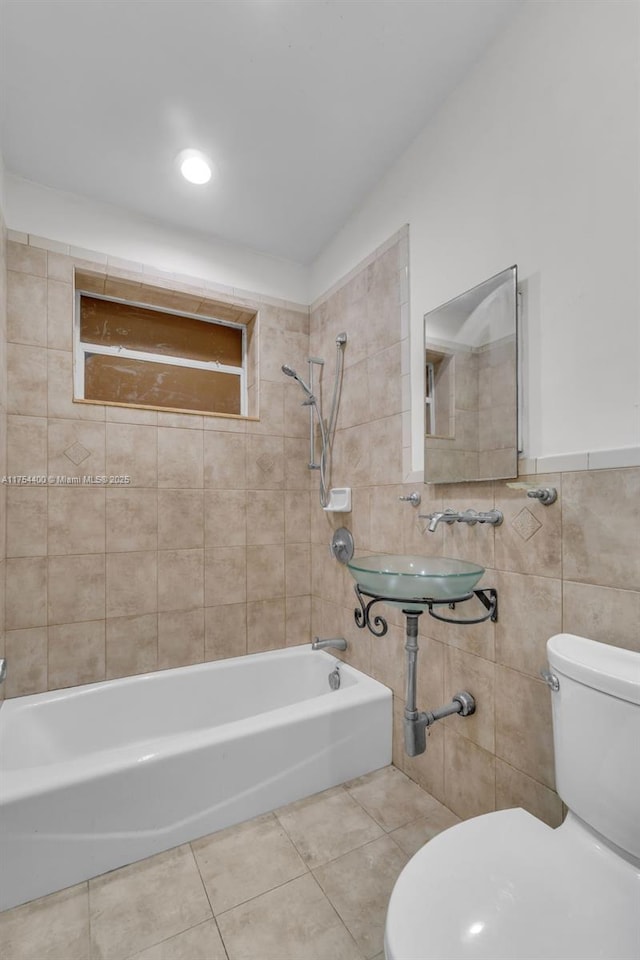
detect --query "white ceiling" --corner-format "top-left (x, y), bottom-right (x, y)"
top-left (1, 0), bottom-right (523, 264)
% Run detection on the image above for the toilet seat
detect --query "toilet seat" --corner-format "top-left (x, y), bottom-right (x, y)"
top-left (385, 808), bottom-right (640, 960)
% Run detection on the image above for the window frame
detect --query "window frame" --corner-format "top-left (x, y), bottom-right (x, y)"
top-left (424, 360), bottom-right (435, 436)
top-left (74, 289), bottom-right (248, 417)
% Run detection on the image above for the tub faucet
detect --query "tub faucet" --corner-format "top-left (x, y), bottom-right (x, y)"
top-left (312, 637), bottom-right (347, 652)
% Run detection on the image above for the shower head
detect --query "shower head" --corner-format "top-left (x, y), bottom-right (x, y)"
top-left (281, 363), bottom-right (314, 400)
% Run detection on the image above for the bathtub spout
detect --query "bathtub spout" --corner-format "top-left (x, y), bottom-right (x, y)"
top-left (312, 637), bottom-right (347, 652)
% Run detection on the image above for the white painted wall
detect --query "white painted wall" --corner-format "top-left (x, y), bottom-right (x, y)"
top-left (4, 174), bottom-right (310, 304)
top-left (0, 149), bottom-right (6, 216)
top-left (310, 0), bottom-right (640, 469)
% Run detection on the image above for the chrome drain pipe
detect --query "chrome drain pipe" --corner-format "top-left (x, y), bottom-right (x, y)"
top-left (403, 612), bottom-right (476, 757)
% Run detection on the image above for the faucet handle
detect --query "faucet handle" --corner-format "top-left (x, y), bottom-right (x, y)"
top-left (399, 492), bottom-right (421, 506)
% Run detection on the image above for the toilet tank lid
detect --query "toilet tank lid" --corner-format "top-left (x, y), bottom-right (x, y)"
top-left (547, 634), bottom-right (640, 704)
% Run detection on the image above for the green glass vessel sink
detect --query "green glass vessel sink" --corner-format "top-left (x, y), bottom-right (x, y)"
top-left (347, 554), bottom-right (484, 609)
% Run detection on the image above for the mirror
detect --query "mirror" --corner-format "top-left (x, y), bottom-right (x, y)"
top-left (424, 265), bottom-right (518, 484)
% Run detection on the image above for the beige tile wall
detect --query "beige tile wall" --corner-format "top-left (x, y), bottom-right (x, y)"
top-left (309, 235), bottom-right (640, 829)
top-left (3, 238), bottom-right (312, 697)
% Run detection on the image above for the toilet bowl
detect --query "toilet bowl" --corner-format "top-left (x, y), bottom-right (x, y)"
top-left (384, 634), bottom-right (640, 960)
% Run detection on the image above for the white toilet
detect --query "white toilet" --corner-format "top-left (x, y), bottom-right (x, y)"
top-left (384, 633), bottom-right (640, 960)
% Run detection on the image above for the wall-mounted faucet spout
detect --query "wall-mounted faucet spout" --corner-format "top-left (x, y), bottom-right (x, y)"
top-left (421, 509), bottom-right (463, 532)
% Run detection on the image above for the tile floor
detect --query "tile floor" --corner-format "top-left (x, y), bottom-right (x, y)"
top-left (0, 765), bottom-right (461, 960)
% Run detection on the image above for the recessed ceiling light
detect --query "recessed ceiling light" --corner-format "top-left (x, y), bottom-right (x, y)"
top-left (178, 149), bottom-right (213, 185)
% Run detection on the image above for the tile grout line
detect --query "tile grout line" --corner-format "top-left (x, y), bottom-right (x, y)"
top-left (309, 831), bottom-right (408, 959)
top-left (196, 820), bottom-right (310, 922)
top-left (271, 800), bottom-right (326, 865)
top-left (307, 870), bottom-right (367, 960)
top-left (275, 777), bottom-right (432, 869)
top-left (349, 787), bottom-right (453, 842)
top-left (272, 786), bottom-right (390, 872)
top-left (121, 919), bottom-right (226, 960)
top-left (90, 843), bottom-right (217, 959)
top-left (212, 867), bottom-right (310, 922)
top-left (188, 845), bottom-right (230, 960)
top-left (343, 780), bottom-right (405, 833)
top-left (86, 879), bottom-right (95, 960)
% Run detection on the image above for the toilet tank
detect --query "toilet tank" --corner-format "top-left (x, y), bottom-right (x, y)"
top-left (547, 634), bottom-right (640, 858)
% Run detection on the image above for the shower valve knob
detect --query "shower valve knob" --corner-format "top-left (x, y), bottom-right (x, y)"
top-left (330, 528), bottom-right (354, 564)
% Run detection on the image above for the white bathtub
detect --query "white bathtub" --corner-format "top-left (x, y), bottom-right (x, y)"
top-left (0, 644), bottom-right (391, 911)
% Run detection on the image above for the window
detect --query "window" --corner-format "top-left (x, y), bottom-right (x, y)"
top-left (424, 348), bottom-right (453, 438)
top-left (74, 282), bottom-right (250, 417)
